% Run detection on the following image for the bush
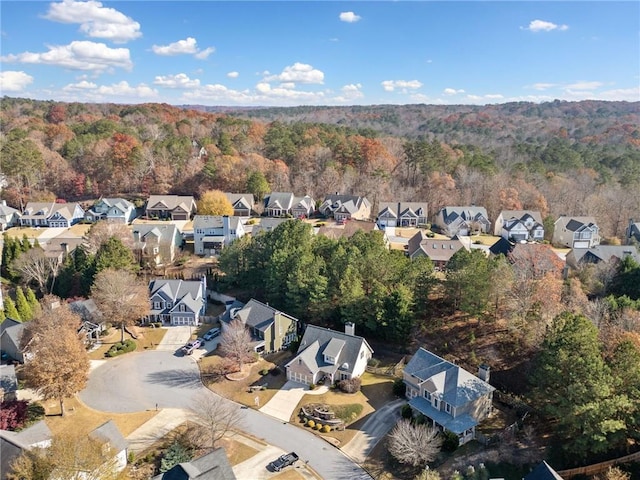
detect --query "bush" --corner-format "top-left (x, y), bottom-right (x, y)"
top-left (260, 369), bottom-right (269, 376)
top-left (401, 404), bottom-right (413, 420)
top-left (25, 402), bottom-right (45, 424)
top-left (321, 425), bottom-right (331, 433)
top-left (306, 420), bottom-right (315, 428)
top-left (337, 377), bottom-right (361, 393)
top-left (314, 423), bottom-right (322, 430)
top-left (392, 378), bottom-right (406, 397)
top-left (106, 339), bottom-right (137, 357)
top-left (442, 430), bottom-right (460, 452)
top-left (367, 358), bottom-right (380, 368)
top-left (160, 440), bottom-right (193, 473)
top-left (0, 400), bottom-right (29, 430)
top-left (309, 383), bottom-right (316, 390)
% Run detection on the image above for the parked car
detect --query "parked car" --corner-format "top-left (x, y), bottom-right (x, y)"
top-left (181, 338), bottom-right (203, 355)
top-left (203, 328), bottom-right (221, 341)
top-left (267, 452), bottom-right (299, 472)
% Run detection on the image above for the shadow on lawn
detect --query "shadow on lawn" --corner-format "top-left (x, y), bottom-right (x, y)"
top-left (145, 369), bottom-right (202, 389)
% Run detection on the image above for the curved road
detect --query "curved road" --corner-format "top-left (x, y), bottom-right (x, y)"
top-left (80, 351), bottom-right (372, 480)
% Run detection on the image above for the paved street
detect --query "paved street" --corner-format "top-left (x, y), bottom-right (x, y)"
top-left (79, 344), bottom-right (373, 480)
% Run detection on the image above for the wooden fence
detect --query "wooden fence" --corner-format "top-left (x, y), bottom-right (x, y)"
top-left (557, 451), bottom-right (640, 478)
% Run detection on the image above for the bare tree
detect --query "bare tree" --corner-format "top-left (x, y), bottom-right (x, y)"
top-left (20, 301), bottom-right (90, 416)
top-left (84, 221), bottom-right (134, 256)
top-left (218, 318), bottom-right (253, 371)
top-left (91, 269), bottom-right (150, 342)
top-left (387, 419), bottom-right (442, 467)
top-left (11, 248), bottom-right (60, 294)
top-left (186, 391), bottom-right (244, 451)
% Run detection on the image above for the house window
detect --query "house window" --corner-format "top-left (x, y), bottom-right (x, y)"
top-left (154, 302), bottom-right (160, 309)
top-left (445, 403), bottom-right (451, 414)
top-left (166, 302), bottom-right (172, 308)
top-left (433, 398), bottom-right (439, 409)
top-left (360, 351), bottom-right (364, 359)
top-left (180, 305), bottom-right (185, 312)
top-left (424, 391), bottom-right (431, 401)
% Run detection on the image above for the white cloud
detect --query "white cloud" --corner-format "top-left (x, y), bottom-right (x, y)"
top-left (152, 37), bottom-right (215, 59)
top-left (263, 63), bottom-right (324, 85)
top-left (333, 83), bottom-right (364, 103)
top-left (523, 19), bottom-right (569, 32)
top-left (62, 80), bottom-right (157, 99)
top-left (183, 81), bottom-right (327, 106)
top-left (1, 41), bottom-right (132, 72)
top-left (566, 81), bottom-right (603, 90)
top-left (227, 71), bottom-right (239, 78)
top-left (0, 71), bottom-right (34, 92)
top-left (381, 80), bottom-right (423, 92)
top-left (194, 47), bottom-right (215, 60)
top-left (531, 83), bottom-right (557, 91)
top-left (485, 94), bottom-right (504, 99)
top-left (44, 0), bottom-right (141, 43)
top-left (279, 82), bottom-right (296, 90)
top-left (153, 73), bottom-right (200, 89)
top-left (339, 11), bottom-right (361, 23)
top-left (443, 88), bottom-right (465, 95)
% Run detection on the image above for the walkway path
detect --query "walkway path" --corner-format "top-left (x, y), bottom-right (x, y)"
top-left (259, 380), bottom-right (329, 422)
top-left (341, 398), bottom-right (404, 463)
top-left (127, 408), bottom-right (190, 454)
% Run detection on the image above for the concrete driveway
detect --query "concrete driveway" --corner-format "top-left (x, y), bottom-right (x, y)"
top-left (155, 325), bottom-right (192, 352)
top-left (259, 381), bottom-right (328, 422)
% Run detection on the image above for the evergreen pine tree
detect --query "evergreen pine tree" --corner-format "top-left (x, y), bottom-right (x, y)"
top-left (1, 235), bottom-right (16, 279)
top-left (33, 238), bottom-right (42, 249)
top-left (4, 297), bottom-right (21, 321)
top-left (15, 287), bottom-right (32, 321)
top-left (20, 234), bottom-right (31, 253)
top-left (25, 286), bottom-right (41, 319)
top-left (0, 309), bottom-right (5, 322)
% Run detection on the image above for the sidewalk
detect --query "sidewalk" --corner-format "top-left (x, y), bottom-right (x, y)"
top-left (126, 408), bottom-right (190, 454)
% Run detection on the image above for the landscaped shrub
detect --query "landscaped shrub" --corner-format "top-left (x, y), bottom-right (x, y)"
top-left (337, 377), bottom-right (361, 393)
top-left (442, 430), bottom-right (460, 452)
top-left (106, 339), bottom-right (137, 357)
top-left (160, 440), bottom-right (193, 473)
top-left (309, 383), bottom-right (316, 390)
top-left (25, 402), bottom-right (45, 424)
top-left (321, 425), bottom-right (331, 433)
top-left (306, 420), bottom-right (315, 428)
top-left (314, 423), bottom-right (322, 430)
top-left (260, 368), bottom-right (269, 376)
top-left (401, 404), bottom-right (413, 420)
top-left (367, 358), bottom-right (380, 368)
top-left (0, 400), bottom-right (29, 430)
top-left (392, 378), bottom-right (406, 397)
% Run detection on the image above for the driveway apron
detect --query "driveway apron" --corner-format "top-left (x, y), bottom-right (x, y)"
top-left (259, 380), bottom-right (328, 422)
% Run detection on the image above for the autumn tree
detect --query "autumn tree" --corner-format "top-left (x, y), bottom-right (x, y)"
top-left (84, 221), bottom-right (134, 256)
top-left (218, 318), bottom-right (252, 371)
top-left (186, 391), bottom-right (244, 451)
top-left (91, 269), bottom-right (149, 342)
top-left (197, 190), bottom-right (234, 216)
top-left (11, 248), bottom-right (60, 294)
top-left (20, 301), bottom-right (90, 416)
top-left (387, 419), bottom-right (443, 467)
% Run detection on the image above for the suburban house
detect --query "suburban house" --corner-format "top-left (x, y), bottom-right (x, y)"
top-left (146, 278), bottom-right (207, 326)
top-left (433, 206), bottom-right (491, 237)
top-left (151, 447), bottom-right (236, 480)
top-left (263, 192), bottom-right (315, 218)
top-left (1, 420), bottom-right (52, 479)
top-left (222, 299), bottom-right (298, 354)
top-left (88, 420), bottom-right (128, 475)
top-left (0, 201), bottom-right (20, 231)
top-left (70, 298), bottom-right (105, 344)
top-left (250, 218), bottom-right (293, 236)
top-left (406, 231), bottom-right (469, 268)
top-left (565, 245), bottom-right (640, 269)
top-left (0, 318), bottom-right (25, 363)
top-left (0, 364), bottom-right (18, 402)
top-left (85, 197), bottom-right (138, 224)
top-left (377, 202), bottom-right (429, 228)
top-left (291, 195), bottom-right (316, 219)
top-left (626, 219), bottom-right (640, 244)
top-left (319, 194), bottom-right (372, 222)
top-left (193, 215), bottom-right (245, 256)
top-left (494, 210), bottom-right (544, 242)
top-left (524, 461), bottom-right (564, 480)
top-left (224, 193), bottom-right (255, 218)
top-left (145, 195), bottom-right (197, 221)
top-left (552, 216), bottom-right (600, 249)
top-left (19, 202), bottom-right (85, 228)
top-left (41, 236), bottom-right (84, 263)
top-left (403, 347), bottom-right (495, 446)
top-left (285, 323), bottom-right (373, 386)
top-left (316, 220), bottom-right (389, 248)
top-left (131, 223), bottom-right (182, 267)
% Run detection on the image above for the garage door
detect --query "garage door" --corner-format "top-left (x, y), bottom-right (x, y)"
top-left (173, 214), bottom-right (188, 221)
top-left (289, 371), bottom-right (310, 385)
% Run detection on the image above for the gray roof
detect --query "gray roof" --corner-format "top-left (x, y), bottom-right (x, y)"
top-left (524, 461), bottom-right (564, 480)
top-left (132, 223), bottom-right (180, 244)
top-left (498, 210), bottom-right (543, 225)
top-left (0, 364), bottom-right (18, 395)
top-left (264, 192), bottom-right (294, 210)
top-left (0, 203), bottom-right (19, 216)
top-left (146, 195), bottom-right (196, 212)
top-left (220, 300), bottom-right (246, 325)
top-left (151, 447), bottom-right (236, 480)
top-left (1, 420), bottom-right (53, 475)
top-left (0, 318), bottom-right (25, 353)
top-left (287, 324), bottom-right (373, 377)
top-left (251, 218), bottom-right (293, 236)
top-left (149, 279), bottom-right (204, 315)
top-left (224, 193), bottom-right (254, 210)
top-left (439, 206), bottom-right (490, 225)
top-left (21, 202), bottom-right (83, 221)
top-left (404, 347), bottom-right (494, 408)
top-left (378, 202), bottom-right (428, 218)
top-left (97, 197), bottom-right (134, 211)
top-left (89, 420), bottom-right (127, 453)
top-left (555, 215), bottom-right (598, 231)
top-left (567, 245), bottom-right (640, 266)
top-left (193, 215), bottom-right (242, 230)
top-left (234, 299), bottom-right (298, 333)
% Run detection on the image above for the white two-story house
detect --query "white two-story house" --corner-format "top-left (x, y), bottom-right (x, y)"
top-left (85, 198), bottom-right (138, 224)
top-left (403, 347), bottom-right (495, 446)
top-left (193, 215), bottom-right (245, 256)
top-left (377, 202), bottom-right (429, 229)
top-left (494, 210), bottom-right (544, 242)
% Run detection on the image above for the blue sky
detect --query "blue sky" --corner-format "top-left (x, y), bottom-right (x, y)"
top-left (1, 1), bottom-right (638, 106)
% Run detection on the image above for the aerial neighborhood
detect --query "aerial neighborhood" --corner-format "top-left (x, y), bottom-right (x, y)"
top-left (0, 98), bottom-right (639, 480)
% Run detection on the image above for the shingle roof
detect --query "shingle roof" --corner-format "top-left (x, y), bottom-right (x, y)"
top-left (568, 245), bottom-right (640, 265)
top-left (251, 218), bottom-right (293, 236)
top-left (499, 210), bottom-right (543, 225)
top-left (404, 347), bottom-right (494, 408)
top-left (524, 461), bottom-right (564, 480)
top-left (264, 192), bottom-right (294, 210)
top-left (89, 420), bottom-right (127, 454)
top-left (234, 299), bottom-right (298, 332)
top-left (151, 447), bottom-right (236, 480)
top-left (378, 202), bottom-right (428, 217)
top-left (224, 193), bottom-right (254, 210)
top-left (439, 206), bottom-right (489, 225)
top-left (288, 324), bottom-right (373, 377)
top-left (193, 215), bottom-right (242, 230)
top-left (132, 223), bottom-right (180, 244)
top-left (556, 216), bottom-right (598, 231)
top-left (146, 195), bottom-right (196, 212)
top-left (0, 318), bottom-right (25, 353)
top-left (149, 279), bottom-right (204, 315)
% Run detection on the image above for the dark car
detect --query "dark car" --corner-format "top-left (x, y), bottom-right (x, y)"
top-left (203, 328), bottom-right (221, 341)
top-left (267, 452), bottom-right (299, 472)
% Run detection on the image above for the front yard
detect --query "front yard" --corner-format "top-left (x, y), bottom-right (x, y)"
top-left (88, 325), bottom-right (167, 360)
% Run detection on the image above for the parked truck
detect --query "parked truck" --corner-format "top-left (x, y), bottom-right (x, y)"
top-left (267, 452), bottom-right (299, 472)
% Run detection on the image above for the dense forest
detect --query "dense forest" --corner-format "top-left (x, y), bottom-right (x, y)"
top-left (1, 97), bottom-right (639, 240)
